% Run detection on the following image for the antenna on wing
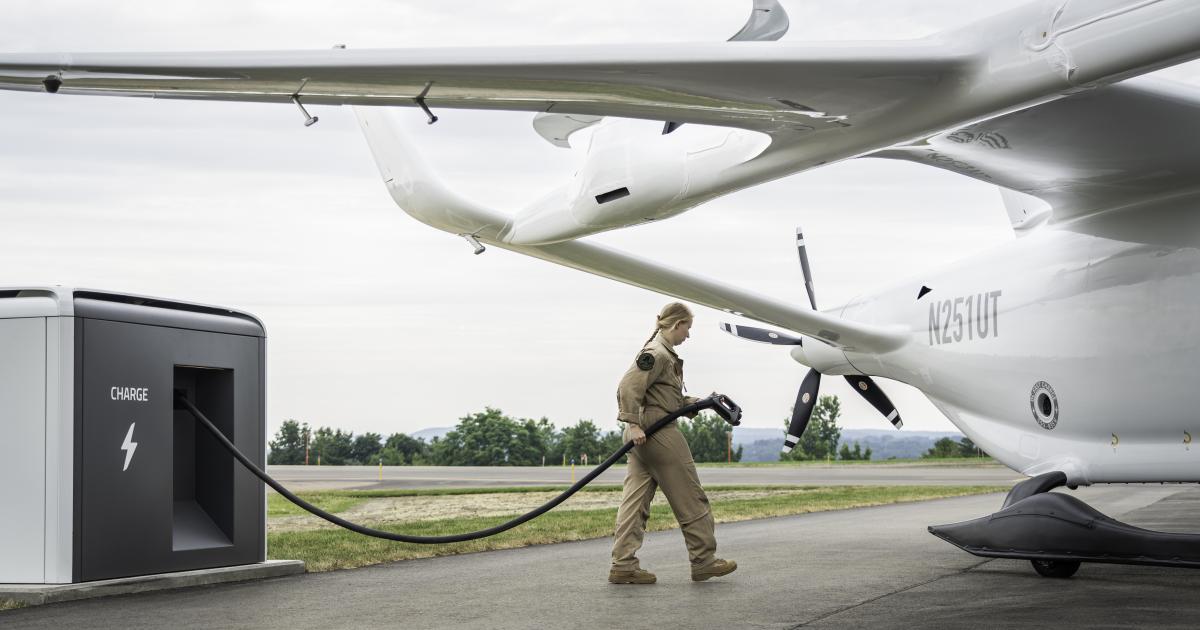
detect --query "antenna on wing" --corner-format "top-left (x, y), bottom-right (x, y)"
top-left (415, 82), bottom-right (439, 125)
top-left (662, 0), bottom-right (791, 136)
top-left (291, 78), bottom-right (319, 127)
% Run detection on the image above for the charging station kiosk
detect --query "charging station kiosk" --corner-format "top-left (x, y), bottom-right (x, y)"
top-left (0, 287), bottom-right (266, 584)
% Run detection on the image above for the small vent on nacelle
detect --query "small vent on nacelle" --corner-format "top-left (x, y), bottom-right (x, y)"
top-left (595, 187), bottom-right (630, 204)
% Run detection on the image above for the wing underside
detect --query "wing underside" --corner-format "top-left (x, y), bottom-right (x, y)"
top-left (873, 77), bottom-right (1200, 221)
top-left (0, 43), bottom-right (958, 136)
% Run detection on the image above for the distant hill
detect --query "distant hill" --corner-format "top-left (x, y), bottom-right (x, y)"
top-left (734, 427), bottom-right (966, 462)
top-left (838, 429), bottom-right (966, 461)
top-left (411, 426), bottom-right (453, 442)
top-left (731, 427), bottom-right (786, 446)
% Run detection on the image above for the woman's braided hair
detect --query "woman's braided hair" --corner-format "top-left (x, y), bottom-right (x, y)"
top-left (643, 302), bottom-right (694, 346)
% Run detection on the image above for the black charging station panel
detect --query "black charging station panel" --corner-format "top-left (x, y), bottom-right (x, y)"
top-left (75, 296), bottom-right (265, 582)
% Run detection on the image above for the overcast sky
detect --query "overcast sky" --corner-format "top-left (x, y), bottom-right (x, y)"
top-left (3, 1), bottom-right (1199, 440)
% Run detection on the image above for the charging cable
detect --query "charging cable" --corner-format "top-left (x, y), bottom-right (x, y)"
top-left (174, 392), bottom-right (740, 544)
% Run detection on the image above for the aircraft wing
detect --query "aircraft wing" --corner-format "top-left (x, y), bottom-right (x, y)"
top-left (0, 40), bottom-right (967, 192)
top-left (4, 0), bottom-right (1200, 193)
top-left (0, 42), bottom-right (962, 140)
top-left (873, 77), bottom-right (1200, 221)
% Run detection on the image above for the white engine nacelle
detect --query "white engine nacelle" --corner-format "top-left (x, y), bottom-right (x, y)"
top-left (790, 339), bottom-right (859, 375)
top-left (500, 119), bottom-right (768, 245)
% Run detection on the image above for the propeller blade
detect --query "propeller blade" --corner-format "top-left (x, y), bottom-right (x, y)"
top-left (796, 227), bottom-right (817, 310)
top-left (843, 375), bottom-right (903, 429)
top-left (784, 368), bottom-right (822, 452)
top-left (719, 322), bottom-right (803, 345)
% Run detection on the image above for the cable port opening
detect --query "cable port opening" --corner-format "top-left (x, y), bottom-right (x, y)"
top-left (172, 366), bottom-right (236, 551)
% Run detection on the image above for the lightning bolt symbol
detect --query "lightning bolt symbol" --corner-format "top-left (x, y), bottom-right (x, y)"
top-left (121, 422), bottom-right (138, 472)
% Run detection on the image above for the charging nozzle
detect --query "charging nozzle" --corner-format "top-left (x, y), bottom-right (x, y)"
top-left (711, 394), bottom-right (742, 426)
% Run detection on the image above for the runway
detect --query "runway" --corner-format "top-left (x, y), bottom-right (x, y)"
top-left (6, 484), bottom-right (1200, 628)
top-left (266, 462), bottom-right (1019, 491)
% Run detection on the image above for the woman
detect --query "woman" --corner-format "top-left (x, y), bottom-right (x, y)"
top-left (608, 302), bottom-right (737, 584)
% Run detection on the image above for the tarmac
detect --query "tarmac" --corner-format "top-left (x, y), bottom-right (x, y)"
top-left (266, 461), bottom-right (1020, 490)
top-left (5, 484), bottom-right (1200, 629)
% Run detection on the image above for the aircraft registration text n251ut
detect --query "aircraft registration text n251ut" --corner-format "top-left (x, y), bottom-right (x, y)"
top-left (928, 291), bottom-right (1001, 346)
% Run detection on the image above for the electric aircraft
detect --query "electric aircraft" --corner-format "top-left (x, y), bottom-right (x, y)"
top-left (4, 0), bottom-right (1200, 577)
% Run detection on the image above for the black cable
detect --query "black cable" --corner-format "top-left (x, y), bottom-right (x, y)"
top-left (174, 393), bottom-right (721, 544)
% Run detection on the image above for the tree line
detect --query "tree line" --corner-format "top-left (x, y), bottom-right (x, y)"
top-left (268, 394), bottom-right (987, 466)
top-left (778, 395), bottom-right (871, 462)
top-left (267, 408), bottom-right (743, 466)
top-left (923, 436), bottom-right (987, 459)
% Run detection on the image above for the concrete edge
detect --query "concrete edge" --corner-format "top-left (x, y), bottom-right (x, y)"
top-left (0, 560), bottom-right (306, 607)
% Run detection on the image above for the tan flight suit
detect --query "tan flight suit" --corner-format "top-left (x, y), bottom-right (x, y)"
top-left (610, 331), bottom-right (718, 570)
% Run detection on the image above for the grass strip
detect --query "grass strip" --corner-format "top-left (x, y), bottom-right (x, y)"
top-left (269, 485), bottom-right (634, 516)
top-left (0, 600), bottom-right (27, 612)
top-left (268, 484), bottom-right (848, 514)
top-left (269, 494), bottom-right (371, 517)
top-left (267, 485), bottom-right (1004, 572)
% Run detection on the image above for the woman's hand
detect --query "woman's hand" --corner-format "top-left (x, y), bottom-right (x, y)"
top-left (627, 424), bottom-right (646, 446)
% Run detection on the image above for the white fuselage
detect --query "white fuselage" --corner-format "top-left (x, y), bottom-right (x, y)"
top-left (838, 193), bottom-right (1200, 485)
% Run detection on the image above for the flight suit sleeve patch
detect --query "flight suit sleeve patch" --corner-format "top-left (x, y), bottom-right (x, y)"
top-left (636, 352), bottom-right (655, 371)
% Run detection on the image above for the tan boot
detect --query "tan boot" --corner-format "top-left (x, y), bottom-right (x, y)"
top-left (691, 558), bottom-right (737, 582)
top-left (609, 567), bottom-right (657, 584)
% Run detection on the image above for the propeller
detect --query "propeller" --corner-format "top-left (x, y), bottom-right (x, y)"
top-left (844, 375), bottom-right (903, 429)
top-left (784, 368), bottom-right (821, 452)
top-left (719, 226), bottom-right (903, 453)
top-left (797, 227), bottom-right (904, 431)
top-left (719, 322), bottom-right (803, 346)
top-left (795, 227), bottom-right (817, 311)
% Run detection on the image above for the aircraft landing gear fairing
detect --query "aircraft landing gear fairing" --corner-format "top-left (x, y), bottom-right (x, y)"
top-left (929, 471), bottom-right (1200, 579)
